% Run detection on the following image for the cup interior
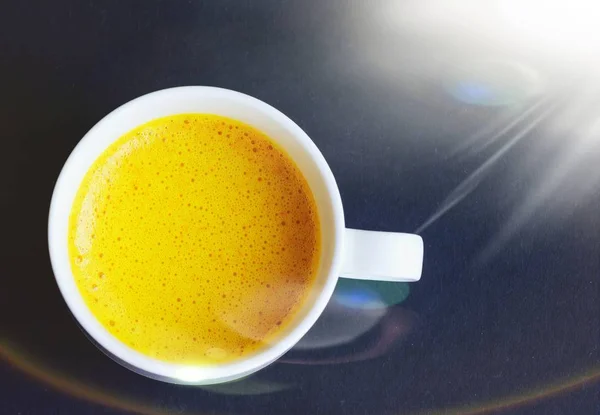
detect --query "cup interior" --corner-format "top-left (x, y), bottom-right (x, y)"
top-left (48, 86), bottom-right (345, 383)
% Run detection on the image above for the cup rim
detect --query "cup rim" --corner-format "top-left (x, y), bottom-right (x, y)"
top-left (48, 86), bottom-right (345, 384)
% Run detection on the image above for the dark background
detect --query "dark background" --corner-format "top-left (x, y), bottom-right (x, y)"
top-left (1, 1), bottom-right (599, 414)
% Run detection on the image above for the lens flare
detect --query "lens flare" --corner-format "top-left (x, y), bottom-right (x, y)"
top-left (336, 279), bottom-right (410, 309)
top-left (444, 61), bottom-right (543, 106)
top-left (0, 341), bottom-right (172, 414)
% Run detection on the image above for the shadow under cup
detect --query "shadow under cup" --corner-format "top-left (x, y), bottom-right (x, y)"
top-left (48, 87), bottom-right (345, 384)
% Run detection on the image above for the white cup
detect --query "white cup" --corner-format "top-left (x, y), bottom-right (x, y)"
top-left (48, 86), bottom-right (423, 384)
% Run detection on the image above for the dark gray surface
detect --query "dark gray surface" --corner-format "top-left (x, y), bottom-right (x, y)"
top-left (1, 1), bottom-right (599, 414)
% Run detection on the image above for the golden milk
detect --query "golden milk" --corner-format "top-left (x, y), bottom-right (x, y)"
top-left (68, 114), bottom-right (320, 364)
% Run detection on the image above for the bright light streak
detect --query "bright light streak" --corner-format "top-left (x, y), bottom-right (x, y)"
top-left (501, 0), bottom-right (600, 56)
top-left (378, 0), bottom-right (600, 72)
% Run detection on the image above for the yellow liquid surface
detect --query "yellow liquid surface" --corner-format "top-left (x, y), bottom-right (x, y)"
top-left (68, 114), bottom-right (320, 364)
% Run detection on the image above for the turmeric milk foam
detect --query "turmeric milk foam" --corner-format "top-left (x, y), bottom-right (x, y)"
top-left (68, 114), bottom-right (320, 364)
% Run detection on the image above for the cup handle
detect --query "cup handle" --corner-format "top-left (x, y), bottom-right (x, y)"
top-left (340, 229), bottom-right (423, 282)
